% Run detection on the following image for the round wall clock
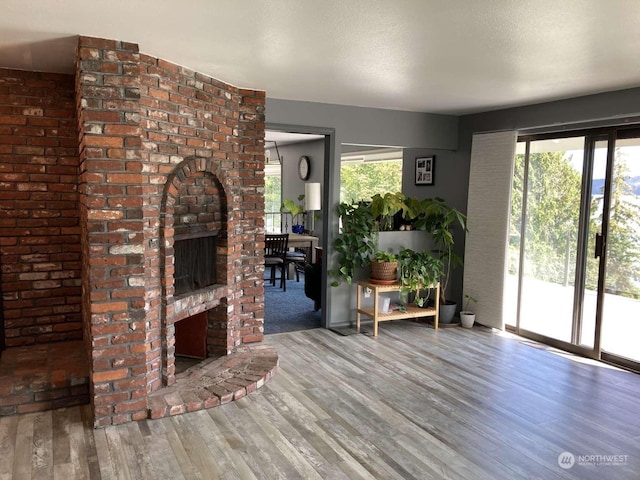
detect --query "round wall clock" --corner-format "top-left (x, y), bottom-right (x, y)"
top-left (298, 155), bottom-right (311, 180)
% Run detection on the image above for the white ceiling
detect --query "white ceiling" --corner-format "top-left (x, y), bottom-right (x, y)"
top-left (1, 0), bottom-right (640, 115)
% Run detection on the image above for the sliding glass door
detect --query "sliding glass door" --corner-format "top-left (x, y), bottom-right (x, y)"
top-left (509, 127), bottom-right (640, 370)
top-left (511, 136), bottom-right (587, 343)
top-left (599, 132), bottom-right (640, 364)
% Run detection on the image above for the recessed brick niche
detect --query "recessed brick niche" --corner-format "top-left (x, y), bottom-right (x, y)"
top-left (0, 35), bottom-right (269, 427)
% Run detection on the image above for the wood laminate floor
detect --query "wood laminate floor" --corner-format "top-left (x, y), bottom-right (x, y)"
top-left (1, 322), bottom-right (639, 479)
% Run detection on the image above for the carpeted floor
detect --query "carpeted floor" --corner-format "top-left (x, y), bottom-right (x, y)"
top-left (264, 272), bottom-right (321, 334)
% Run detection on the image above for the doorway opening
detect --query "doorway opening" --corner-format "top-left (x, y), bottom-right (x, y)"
top-left (263, 126), bottom-right (333, 334)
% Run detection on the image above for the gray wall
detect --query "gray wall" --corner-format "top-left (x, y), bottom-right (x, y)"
top-left (267, 99), bottom-right (459, 150)
top-left (459, 86), bottom-right (640, 141)
top-left (267, 99), bottom-right (459, 328)
top-left (277, 138), bottom-right (325, 241)
top-left (401, 148), bottom-right (465, 304)
top-left (268, 88), bottom-right (640, 329)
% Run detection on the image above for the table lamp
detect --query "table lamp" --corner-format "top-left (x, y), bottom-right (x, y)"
top-left (304, 182), bottom-right (321, 233)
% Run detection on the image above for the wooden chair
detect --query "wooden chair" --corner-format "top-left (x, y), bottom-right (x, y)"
top-left (264, 233), bottom-right (289, 291)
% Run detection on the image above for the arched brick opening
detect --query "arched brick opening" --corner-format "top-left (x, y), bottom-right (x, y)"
top-left (159, 157), bottom-right (231, 387)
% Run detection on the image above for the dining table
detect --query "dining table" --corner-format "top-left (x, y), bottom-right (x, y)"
top-left (287, 233), bottom-right (319, 263)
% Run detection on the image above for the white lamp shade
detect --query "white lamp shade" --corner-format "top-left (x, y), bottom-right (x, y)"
top-left (304, 182), bottom-right (322, 211)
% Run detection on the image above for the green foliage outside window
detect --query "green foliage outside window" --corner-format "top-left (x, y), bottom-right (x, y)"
top-left (340, 160), bottom-right (402, 203)
top-left (510, 148), bottom-right (640, 299)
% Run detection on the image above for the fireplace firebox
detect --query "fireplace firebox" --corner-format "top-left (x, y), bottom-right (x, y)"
top-left (174, 233), bottom-right (218, 296)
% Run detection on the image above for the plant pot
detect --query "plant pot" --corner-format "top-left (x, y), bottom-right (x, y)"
top-left (439, 301), bottom-right (457, 324)
top-left (460, 311), bottom-right (475, 328)
top-left (292, 224), bottom-right (304, 234)
top-left (370, 260), bottom-right (398, 282)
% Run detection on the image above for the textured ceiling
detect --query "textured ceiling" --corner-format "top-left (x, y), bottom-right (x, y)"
top-left (1, 0), bottom-right (639, 115)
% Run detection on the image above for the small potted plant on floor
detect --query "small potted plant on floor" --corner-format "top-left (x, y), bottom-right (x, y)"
top-left (460, 294), bottom-right (477, 328)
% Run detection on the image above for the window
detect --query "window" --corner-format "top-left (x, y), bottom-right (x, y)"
top-left (265, 160), bottom-right (281, 233)
top-left (340, 148), bottom-right (403, 202)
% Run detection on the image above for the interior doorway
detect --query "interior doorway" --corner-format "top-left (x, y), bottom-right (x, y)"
top-left (263, 126), bottom-right (333, 333)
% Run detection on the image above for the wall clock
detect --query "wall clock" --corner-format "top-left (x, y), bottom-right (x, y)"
top-left (298, 155), bottom-right (310, 180)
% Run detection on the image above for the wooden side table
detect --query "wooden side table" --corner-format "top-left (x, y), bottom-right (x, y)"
top-left (355, 280), bottom-right (440, 337)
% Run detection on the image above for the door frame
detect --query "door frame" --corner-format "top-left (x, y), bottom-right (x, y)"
top-left (265, 122), bottom-right (336, 328)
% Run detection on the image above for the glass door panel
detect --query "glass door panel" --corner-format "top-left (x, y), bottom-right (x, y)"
top-left (578, 139), bottom-right (608, 348)
top-left (518, 137), bottom-right (585, 342)
top-left (505, 142), bottom-right (526, 328)
top-left (600, 135), bottom-right (640, 362)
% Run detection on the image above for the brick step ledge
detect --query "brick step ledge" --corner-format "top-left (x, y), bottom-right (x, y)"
top-left (147, 344), bottom-right (278, 419)
top-left (0, 341), bottom-right (89, 416)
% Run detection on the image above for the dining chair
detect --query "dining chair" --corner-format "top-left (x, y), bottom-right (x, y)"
top-left (264, 233), bottom-right (289, 291)
top-left (285, 247), bottom-right (307, 282)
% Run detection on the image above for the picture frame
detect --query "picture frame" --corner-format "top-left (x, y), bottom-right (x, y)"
top-left (415, 156), bottom-right (435, 185)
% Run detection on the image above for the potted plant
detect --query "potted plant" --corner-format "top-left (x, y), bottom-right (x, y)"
top-left (369, 250), bottom-right (398, 283)
top-left (281, 195), bottom-right (305, 233)
top-left (412, 197), bottom-right (466, 323)
top-left (460, 294), bottom-right (476, 328)
top-left (397, 248), bottom-right (442, 307)
top-left (370, 192), bottom-right (416, 231)
top-left (329, 200), bottom-right (377, 286)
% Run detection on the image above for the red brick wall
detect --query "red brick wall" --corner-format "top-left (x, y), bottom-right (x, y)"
top-left (173, 172), bottom-right (225, 240)
top-left (0, 36), bottom-right (265, 426)
top-left (0, 69), bottom-right (82, 347)
top-left (76, 37), bottom-right (265, 426)
top-left (75, 37), bottom-right (147, 426)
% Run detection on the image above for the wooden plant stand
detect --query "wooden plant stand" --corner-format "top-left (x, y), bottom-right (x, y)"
top-left (355, 280), bottom-right (440, 337)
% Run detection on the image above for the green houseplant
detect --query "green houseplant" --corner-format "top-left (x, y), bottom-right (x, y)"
top-left (329, 193), bottom-right (465, 295)
top-left (370, 250), bottom-right (398, 283)
top-left (281, 195), bottom-right (305, 233)
top-left (397, 248), bottom-right (442, 307)
top-left (412, 197), bottom-right (466, 321)
top-left (370, 192), bottom-right (416, 231)
top-left (329, 201), bottom-right (377, 286)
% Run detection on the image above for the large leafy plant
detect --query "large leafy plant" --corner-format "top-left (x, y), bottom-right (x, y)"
top-left (329, 201), bottom-right (377, 286)
top-left (370, 192), bottom-right (417, 231)
top-left (412, 197), bottom-right (466, 303)
top-left (398, 248), bottom-right (443, 307)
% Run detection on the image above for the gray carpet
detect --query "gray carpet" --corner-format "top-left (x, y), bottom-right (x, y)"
top-left (264, 272), bottom-right (321, 334)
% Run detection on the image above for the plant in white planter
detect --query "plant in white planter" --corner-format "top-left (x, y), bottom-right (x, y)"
top-left (460, 294), bottom-right (477, 328)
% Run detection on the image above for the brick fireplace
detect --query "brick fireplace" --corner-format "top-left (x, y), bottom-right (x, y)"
top-left (0, 36), bottom-right (270, 426)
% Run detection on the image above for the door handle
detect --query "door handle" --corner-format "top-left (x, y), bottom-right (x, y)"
top-left (595, 232), bottom-right (605, 258)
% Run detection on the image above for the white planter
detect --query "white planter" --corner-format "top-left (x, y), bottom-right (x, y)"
top-left (460, 312), bottom-right (475, 328)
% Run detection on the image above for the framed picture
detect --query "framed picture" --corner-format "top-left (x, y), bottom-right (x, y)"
top-left (415, 156), bottom-right (435, 185)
